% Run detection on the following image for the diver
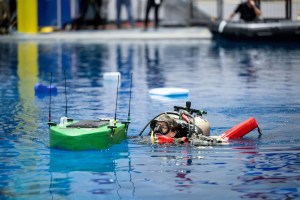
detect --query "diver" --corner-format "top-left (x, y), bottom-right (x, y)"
top-left (140, 101), bottom-right (222, 146)
top-left (137, 101), bottom-right (261, 146)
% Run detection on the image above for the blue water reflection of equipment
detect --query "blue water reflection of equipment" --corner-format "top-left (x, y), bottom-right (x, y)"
top-left (49, 141), bottom-right (129, 172)
top-left (49, 141), bottom-right (135, 198)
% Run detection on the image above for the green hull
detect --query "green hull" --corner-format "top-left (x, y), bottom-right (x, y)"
top-left (50, 121), bottom-right (127, 151)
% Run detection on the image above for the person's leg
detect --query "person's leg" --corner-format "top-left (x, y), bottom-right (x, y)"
top-left (124, 0), bottom-right (134, 28)
top-left (92, 0), bottom-right (102, 29)
top-left (78, 0), bottom-right (89, 29)
top-left (154, 4), bottom-right (160, 29)
top-left (101, 0), bottom-right (108, 29)
top-left (9, 0), bottom-right (16, 27)
top-left (116, 0), bottom-right (122, 28)
top-left (144, 0), bottom-right (152, 30)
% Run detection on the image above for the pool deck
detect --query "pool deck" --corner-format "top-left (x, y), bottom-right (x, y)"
top-left (0, 27), bottom-right (212, 41)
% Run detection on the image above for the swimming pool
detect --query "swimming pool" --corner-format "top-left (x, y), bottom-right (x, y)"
top-left (0, 39), bottom-right (299, 199)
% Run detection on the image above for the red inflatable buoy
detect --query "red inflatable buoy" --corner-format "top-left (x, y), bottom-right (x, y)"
top-left (156, 135), bottom-right (188, 144)
top-left (221, 117), bottom-right (261, 140)
top-left (157, 135), bottom-right (175, 144)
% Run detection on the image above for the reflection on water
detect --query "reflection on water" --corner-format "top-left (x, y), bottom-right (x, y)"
top-left (0, 40), bottom-right (300, 199)
top-left (49, 141), bottom-right (129, 173)
top-left (145, 44), bottom-right (165, 89)
top-left (128, 145), bottom-right (299, 199)
top-left (49, 141), bottom-right (135, 199)
top-left (232, 147), bottom-right (300, 199)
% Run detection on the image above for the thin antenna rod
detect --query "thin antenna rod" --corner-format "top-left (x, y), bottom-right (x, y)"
top-left (114, 75), bottom-right (120, 126)
top-left (127, 73), bottom-right (133, 121)
top-left (64, 70), bottom-right (68, 117)
top-left (48, 72), bottom-right (53, 123)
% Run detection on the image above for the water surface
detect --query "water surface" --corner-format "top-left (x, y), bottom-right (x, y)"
top-left (0, 39), bottom-right (299, 199)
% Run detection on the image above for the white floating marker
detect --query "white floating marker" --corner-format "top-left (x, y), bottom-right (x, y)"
top-left (103, 72), bottom-right (121, 87)
top-left (149, 87), bottom-right (189, 97)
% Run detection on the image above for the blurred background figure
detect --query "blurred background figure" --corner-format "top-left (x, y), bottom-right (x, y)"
top-left (0, 0), bottom-right (9, 34)
top-left (228, 0), bottom-right (261, 22)
top-left (115, 0), bottom-right (135, 29)
top-left (144, 0), bottom-right (163, 31)
top-left (8, 0), bottom-right (16, 32)
top-left (73, 0), bottom-right (104, 30)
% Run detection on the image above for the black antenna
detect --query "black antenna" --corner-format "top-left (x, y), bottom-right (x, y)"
top-left (127, 73), bottom-right (133, 121)
top-left (64, 70), bottom-right (68, 117)
top-left (113, 75), bottom-right (120, 126)
top-left (48, 72), bottom-right (53, 124)
top-left (47, 72), bottom-right (56, 127)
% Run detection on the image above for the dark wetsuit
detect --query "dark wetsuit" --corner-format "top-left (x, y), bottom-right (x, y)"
top-left (234, 2), bottom-right (260, 22)
top-left (144, 0), bottom-right (163, 29)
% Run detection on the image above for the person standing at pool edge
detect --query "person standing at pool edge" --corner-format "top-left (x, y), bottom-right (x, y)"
top-left (144, 0), bottom-right (164, 30)
top-left (228, 0), bottom-right (262, 22)
top-left (116, 0), bottom-right (135, 29)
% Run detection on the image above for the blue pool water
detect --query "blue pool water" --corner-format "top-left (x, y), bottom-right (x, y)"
top-left (0, 39), bottom-right (300, 199)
